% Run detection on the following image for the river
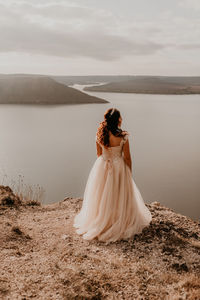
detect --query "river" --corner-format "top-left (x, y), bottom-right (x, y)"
top-left (0, 84), bottom-right (199, 220)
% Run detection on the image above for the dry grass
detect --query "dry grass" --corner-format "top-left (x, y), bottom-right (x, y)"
top-left (0, 194), bottom-right (199, 299)
top-left (0, 172), bottom-right (45, 206)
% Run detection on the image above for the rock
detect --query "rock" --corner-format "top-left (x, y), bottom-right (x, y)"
top-left (171, 262), bottom-right (189, 272)
top-left (190, 232), bottom-right (199, 239)
top-left (151, 201), bottom-right (161, 206)
top-left (162, 246), bottom-right (176, 255)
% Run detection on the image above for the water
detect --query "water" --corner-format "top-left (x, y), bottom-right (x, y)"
top-left (0, 84), bottom-right (199, 221)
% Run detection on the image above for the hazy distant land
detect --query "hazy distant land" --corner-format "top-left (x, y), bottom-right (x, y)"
top-left (1, 74), bottom-right (200, 104)
top-left (52, 75), bottom-right (133, 86)
top-left (83, 76), bottom-right (200, 94)
top-left (0, 74), bottom-right (108, 104)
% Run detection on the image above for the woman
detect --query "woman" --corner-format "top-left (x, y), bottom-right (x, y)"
top-left (73, 108), bottom-right (152, 243)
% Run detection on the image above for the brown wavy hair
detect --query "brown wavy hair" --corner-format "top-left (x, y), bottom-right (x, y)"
top-left (96, 108), bottom-right (127, 148)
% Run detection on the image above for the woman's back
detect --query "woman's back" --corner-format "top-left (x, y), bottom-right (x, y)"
top-left (108, 131), bottom-right (124, 147)
top-left (101, 131), bottom-right (130, 171)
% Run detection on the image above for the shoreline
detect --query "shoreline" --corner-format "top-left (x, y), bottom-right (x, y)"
top-left (83, 87), bottom-right (200, 95)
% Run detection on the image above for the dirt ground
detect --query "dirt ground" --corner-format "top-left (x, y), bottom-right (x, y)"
top-left (0, 186), bottom-right (200, 299)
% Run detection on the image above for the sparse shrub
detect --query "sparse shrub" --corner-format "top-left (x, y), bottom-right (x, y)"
top-left (0, 185), bottom-right (22, 207)
top-left (0, 172), bottom-right (45, 207)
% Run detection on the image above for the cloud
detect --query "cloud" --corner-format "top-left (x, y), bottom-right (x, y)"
top-left (179, 0), bottom-right (200, 11)
top-left (0, 0), bottom-right (199, 64)
top-left (178, 43), bottom-right (200, 50)
top-left (0, 2), bottom-right (165, 61)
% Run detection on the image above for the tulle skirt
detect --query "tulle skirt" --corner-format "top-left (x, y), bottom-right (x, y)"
top-left (73, 155), bottom-right (152, 243)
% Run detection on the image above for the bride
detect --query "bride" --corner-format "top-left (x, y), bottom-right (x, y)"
top-left (73, 108), bottom-right (152, 243)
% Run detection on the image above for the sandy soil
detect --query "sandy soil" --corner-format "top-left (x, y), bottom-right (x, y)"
top-left (0, 186), bottom-right (200, 299)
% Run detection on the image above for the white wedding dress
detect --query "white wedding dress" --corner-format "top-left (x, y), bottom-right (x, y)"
top-left (73, 132), bottom-right (152, 243)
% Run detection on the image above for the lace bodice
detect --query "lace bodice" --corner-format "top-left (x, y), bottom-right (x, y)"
top-left (96, 133), bottom-right (129, 171)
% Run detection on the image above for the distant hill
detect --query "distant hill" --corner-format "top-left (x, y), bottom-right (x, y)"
top-left (0, 75), bottom-right (108, 104)
top-left (0, 74), bottom-right (132, 86)
top-left (84, 76), bottom-right (200, 94)
top-left (51, 75), bottom-right (133, 86)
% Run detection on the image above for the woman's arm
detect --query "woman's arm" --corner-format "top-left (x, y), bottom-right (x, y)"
top-left (123, 139), bottom-right (132, 172)
top-left (96, 141), bottom-right (102, 157)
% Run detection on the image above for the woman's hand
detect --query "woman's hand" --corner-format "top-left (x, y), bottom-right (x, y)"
top-left (123, 139), bottom-right (132, 172)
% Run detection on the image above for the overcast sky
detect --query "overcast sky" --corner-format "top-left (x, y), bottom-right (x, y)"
top-left (0, 0), bottom-right (200, 75)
